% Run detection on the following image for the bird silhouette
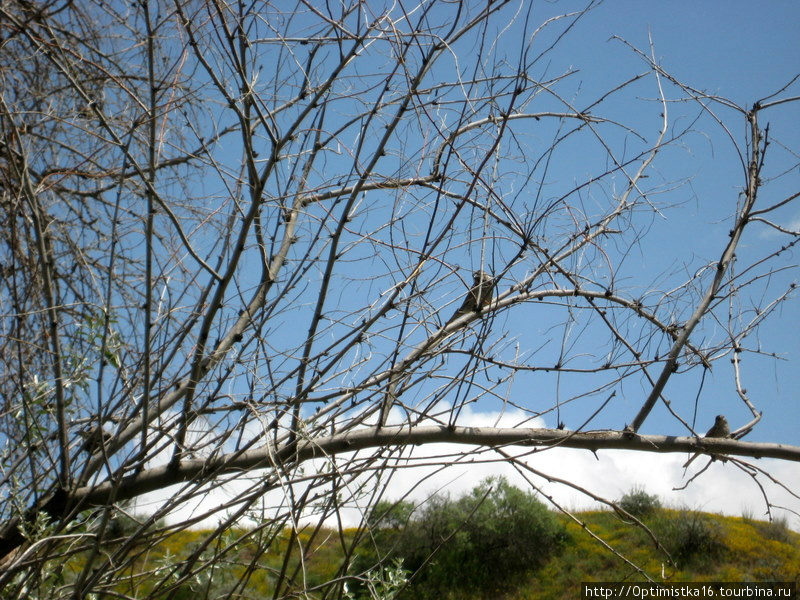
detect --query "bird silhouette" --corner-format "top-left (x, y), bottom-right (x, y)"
top-left (449, 270), bottom-right (495, 323)
top-left (380, 271), bottom-right (496, 428)
top-left (683, 414), bottom-right (730, 468)
top-left (78, 425), bottom-right (112, 454)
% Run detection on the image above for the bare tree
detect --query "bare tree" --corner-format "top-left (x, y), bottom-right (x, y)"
top-left (0, 0), bottom-right (798, 597)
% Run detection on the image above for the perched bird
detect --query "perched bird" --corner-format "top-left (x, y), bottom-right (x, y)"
top-left (682, 414), bottom-right (730, 468)
top-left (449, 270), bottom-right (495, 322)
top-left (78, 425), bottom-right (112, 454)
top-left (381, 271), bottom-right (496, 427)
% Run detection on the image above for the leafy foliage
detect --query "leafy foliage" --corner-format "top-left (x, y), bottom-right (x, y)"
top-left (618, 487), bottom-right (662, 518)
top-left (651, 510), bottom-right (727, 571)
top-left (8, 499), bottom-right (798, 599)
top-left (353, 478), bottom-right (566, 599)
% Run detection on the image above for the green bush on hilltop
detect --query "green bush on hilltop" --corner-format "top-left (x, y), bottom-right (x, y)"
top-left (352, 477), bottom-right (566, 600)
top-left (618, 486), bottom-right (662, 518)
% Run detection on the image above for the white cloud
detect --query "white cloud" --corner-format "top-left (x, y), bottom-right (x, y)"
top-left (350, 406), bottom-right (800, 530)
top-left (133, 406), bottom-right (800, 532)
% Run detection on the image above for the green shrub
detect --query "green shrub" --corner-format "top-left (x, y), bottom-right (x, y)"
top-left (753, 516), bottom-right (792, 545)
top-left (654, 511), bottom-right (727, 570)
top-left (617, 487), bottom-right (662, 518)
top-left (353, 477), bottom-right (566, 600)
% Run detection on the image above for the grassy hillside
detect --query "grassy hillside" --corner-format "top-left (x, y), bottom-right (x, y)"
top-left (519, 509), bottom-right (799, 599)
top-left (60, 506), bottom-right (798, 599)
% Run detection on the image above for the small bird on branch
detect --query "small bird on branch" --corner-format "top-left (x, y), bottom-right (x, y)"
top-left (448, 270), bottom-right (495, 323)
top-left (379, 271), bottom-right (496, 428)
top-left (78, 425), bottom-right (112, 454)
top-left (682, 414), bottom-right (730, 468)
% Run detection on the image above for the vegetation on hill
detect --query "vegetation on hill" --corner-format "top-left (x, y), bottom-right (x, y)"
top-left (27, 480), bottom-right (799, 599)
top-left (352, 478), bottom-right (567, 599)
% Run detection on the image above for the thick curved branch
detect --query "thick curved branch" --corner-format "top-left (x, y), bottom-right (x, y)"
top-left (74, 425), bottom-right (799, 509)
top-left (0, 421), bottom-right (794, 572)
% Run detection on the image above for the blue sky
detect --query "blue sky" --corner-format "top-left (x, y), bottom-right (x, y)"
top-left (17, 0), bottom-right (791, 532)
top-left (4, 4), bottom-right (800, 584)
top-left (472, 0), bottom-right (800, 444)
top-left (474, 0), bottom-right (800, 522)
top-left (141, 0), bottom-right (800, 530)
